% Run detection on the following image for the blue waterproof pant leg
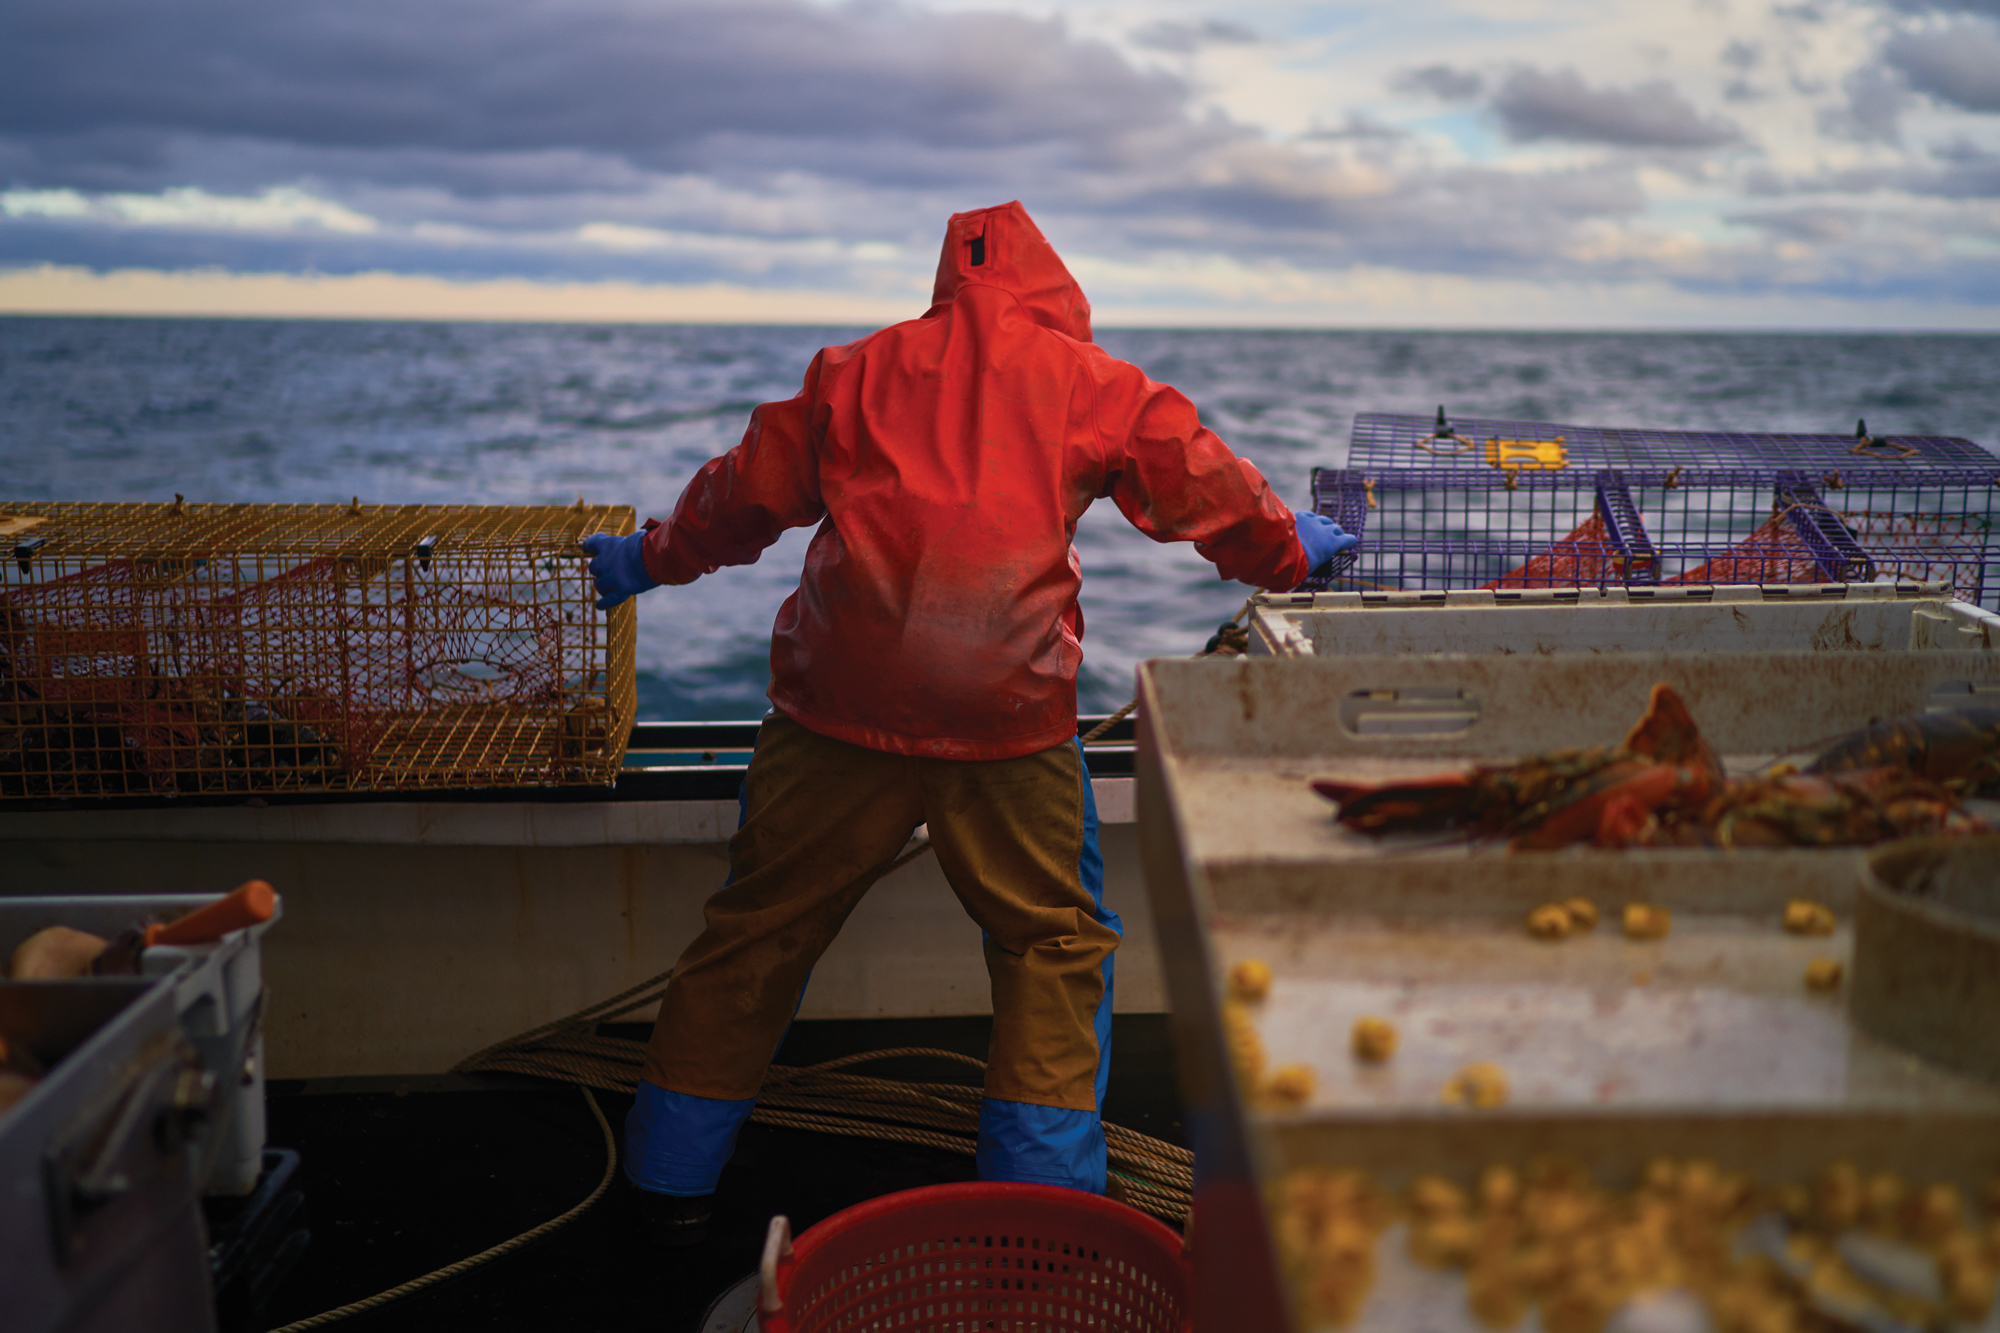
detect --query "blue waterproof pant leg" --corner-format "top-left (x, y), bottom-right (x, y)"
top-left (625, 719), bottom-right (1116, 1196)
top-left (624, 757), bottom-right (765, 1196)
top-left (976, 740), bottom-right (1120, 1194)
top-left (624, 1082), bottom-right (756, 1195)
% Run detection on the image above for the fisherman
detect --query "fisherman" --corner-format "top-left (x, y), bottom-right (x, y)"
top-left (582, 200), bottom-right (1355, 1246)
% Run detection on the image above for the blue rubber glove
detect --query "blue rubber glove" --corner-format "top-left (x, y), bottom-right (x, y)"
top-left (580, 531), bottom-right (660, 610)
top-left (1294, 511), bottom-right (1359, 572)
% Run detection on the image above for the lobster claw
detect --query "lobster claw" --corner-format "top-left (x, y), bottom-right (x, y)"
top-left (1594, 791), bottom-right (1659, 849)
top-left (1312, 773), bottom-right (1476, 833)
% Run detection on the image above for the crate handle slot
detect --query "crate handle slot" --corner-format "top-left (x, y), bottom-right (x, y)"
top-left (1337, 687), bottom-right (1481, 736)
top-left (1926, 680), bottom-right (2000, 709)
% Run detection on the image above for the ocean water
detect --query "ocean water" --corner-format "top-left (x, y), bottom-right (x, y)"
top-left (4, 317), bottom-right (1997, 717)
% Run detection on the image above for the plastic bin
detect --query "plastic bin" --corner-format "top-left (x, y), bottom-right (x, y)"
top-left (1, 974), bottom-right (218, 1333)
top-left (755, 1182), bottom-right (1190, 1333)
top-left (1851, 835), bottom-right (2000, 1084)
top-left (1133, 650), bottom-right (2000, 1333)
top-left (1, 891), bottom-right (281, 1194)
top-left (1248, 579), bottom-right (1999, 659)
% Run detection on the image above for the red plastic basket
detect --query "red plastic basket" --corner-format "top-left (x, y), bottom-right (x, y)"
top-left (755, 1182), bottom-right (1191, 1333)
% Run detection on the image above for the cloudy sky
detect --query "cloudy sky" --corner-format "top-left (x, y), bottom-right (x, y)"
top-left (2, 0), bottom-right (1997, 326)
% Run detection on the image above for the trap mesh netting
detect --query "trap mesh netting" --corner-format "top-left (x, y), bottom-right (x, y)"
top-left (0, 500), bottom-right (636, 800)
top-left (1306, 412), bottom-right (2000, 609)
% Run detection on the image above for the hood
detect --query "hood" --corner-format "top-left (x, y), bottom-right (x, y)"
top-left (928, 201), bottom-right (1092, 343)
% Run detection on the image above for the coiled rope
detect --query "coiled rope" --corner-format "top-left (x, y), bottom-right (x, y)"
top-left (272, 920), bottom-right (1195, 1330)
top-left (448, 965), bottom-right (1196, 1222)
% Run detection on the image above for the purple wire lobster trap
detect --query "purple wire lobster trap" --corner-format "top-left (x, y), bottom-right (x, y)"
top-left (1307, 410), bottom-right (2000, 610)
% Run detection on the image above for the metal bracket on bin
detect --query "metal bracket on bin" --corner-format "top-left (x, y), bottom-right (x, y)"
top-left (42, 1033), bottom-right (208, 1264)
top-left (183, 989), bottom-right (261, 1176)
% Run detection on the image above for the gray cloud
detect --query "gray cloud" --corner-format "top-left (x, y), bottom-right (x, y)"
top-left (1030, 152), bottom-right (1655, 284)
top-left (0, 0), bottom-right (1654, 284)
top-left (1300, 114), bottom-right (1410, 142)
top-left (0, 0), bottom-right (1994, 310)
top-left (1720, 41), bottom-right (1765, 102)
top-left (1884, 20), bottom-right (2000, 112)
top-left (1724, 207), bottom-right (1860, 242)
top-left (1490, 68), bottom-right (1742, 148)
top-left (1926, 139), bottom-right (2000, 195)
top-left (1820, 63), bottom-right (1913, 144)
top-left (1130, 19), bottom-right (1259, 53)
top-left (1, 0), bottom-right (1189, 178)
top-left (1885, 0), bottom-right (2000, 16)
top-left (1394, 65), bottom-right (1485, 100)
top-left (1778, 139), bottom-right (2000, 198)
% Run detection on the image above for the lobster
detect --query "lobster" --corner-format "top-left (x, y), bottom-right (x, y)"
top-left (1311, 682), bottom-right (1722, 850)
top-left (1613, 704), bottom-right (2000, 848)
top-left (1803, 706), bottom-right (2000, 797)
top-left (1312, 687), bottom-right (1992, 851)
top-left (1613, 766), bottom-right (1981, 848)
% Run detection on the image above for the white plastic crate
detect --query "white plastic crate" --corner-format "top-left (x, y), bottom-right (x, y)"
top-left (1, 973), bottom-right (216, 1332)
top-left (1, 892), bottom-right (280, 1194)
top-left (1249, 579), bottom-right (1998, 659)
top-left (1134, 650), bottom-right (2000, 1333)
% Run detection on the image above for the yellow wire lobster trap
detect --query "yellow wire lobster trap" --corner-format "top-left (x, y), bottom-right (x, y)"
top-left (0, 500), bottom-right (636, 800)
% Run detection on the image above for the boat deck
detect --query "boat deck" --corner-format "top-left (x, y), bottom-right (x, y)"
top-left (257, 1014), bottom-right (1186, 1332)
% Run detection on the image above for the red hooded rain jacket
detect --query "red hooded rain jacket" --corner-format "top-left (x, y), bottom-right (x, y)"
top-left (640, 201), bottom-right (1309, 761)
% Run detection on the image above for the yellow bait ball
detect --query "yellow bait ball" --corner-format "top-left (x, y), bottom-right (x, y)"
top-left (1351, 1016), bottom-right (1398, 1063)
top-left (1909, 1181), bottom-right (1966, 1244)
top-left (1223, 1001), bottom-right (1266, 1088)
top-left (1409, 1213), bottom-right (1478, 1269)
top-left (1784, 899), bottom-right (1837, 936)
top-left (1804, 958), bottom-right (1843, 992)
top-left (1562, 897), bottom-right (1599, 930)
top-left (1814, 1160), bottom-right (1863, 1232)
top-left (1527, 904), bottom-right (1573, 940)
top-left (1228, 958), bottom-right (1274, 1004)
top-left (1442, 1061), bottom-right (1510, 1109)
top-left (1477, 1164), bottom-right (1521, 1215)
top-left (1407, 1173), bottom-right (1469, 1220)
top-left (1622, 903), bottom-right (1672, 940)
top-left (1264, 1064), bottom-right (1316, 1107)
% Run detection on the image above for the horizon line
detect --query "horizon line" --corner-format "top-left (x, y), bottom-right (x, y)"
top-left (3, 263), bottom-right (1995, 336)
top-left (5, 309), bottom-right (1997, 337)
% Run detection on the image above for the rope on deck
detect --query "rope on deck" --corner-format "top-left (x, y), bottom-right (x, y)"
top-left (451, 970), bottom-right (1198, 1220)
top-left (270, 960), bottom-right (1197, 1330)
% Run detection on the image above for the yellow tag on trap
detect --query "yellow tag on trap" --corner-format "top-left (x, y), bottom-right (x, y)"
top-left (1483, 438), bottom-right (1569, 470)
